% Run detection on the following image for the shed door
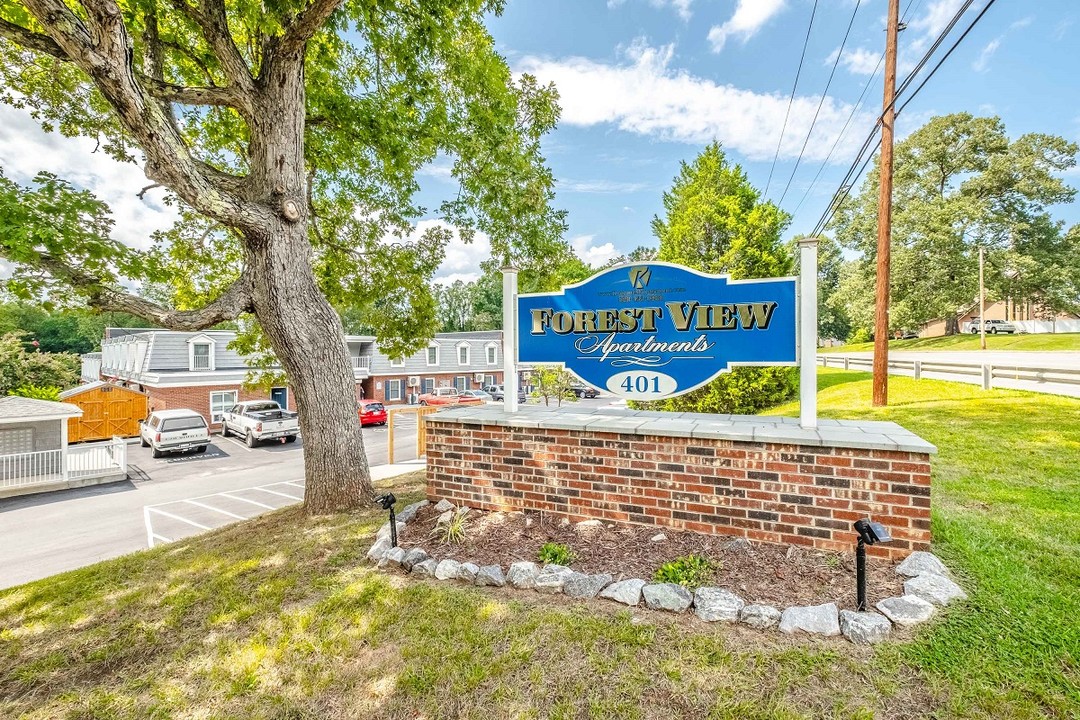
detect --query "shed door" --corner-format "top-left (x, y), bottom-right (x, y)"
top-left (0, 428), bottom-right (34, 455)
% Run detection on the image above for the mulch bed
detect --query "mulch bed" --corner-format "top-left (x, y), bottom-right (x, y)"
top-left (396, 504), bottom-right (904, 610)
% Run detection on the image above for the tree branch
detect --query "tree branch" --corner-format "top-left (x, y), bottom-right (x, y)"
top-left (165, 0), bottom-right (254, 92)
top-left (275, 0), bottom-right (345, 58)
top-left (0, 17), bottom-right (66, 58)
top-left (142, 76), bottom-right (250, 111)
top-left (37, 251), bottom-right (254, 330)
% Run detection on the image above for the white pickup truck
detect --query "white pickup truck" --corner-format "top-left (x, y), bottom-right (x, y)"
top-left (220, 400), bottom-right (300, 447)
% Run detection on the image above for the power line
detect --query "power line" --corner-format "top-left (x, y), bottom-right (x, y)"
top-left (806, 0), bottom-right (998, 238)
top-left (790, 0), bottom-right (926, 216)
top-left (763, 0), bottom-right (819, 197)
top-left (776, 0), bottom-right (863, 207)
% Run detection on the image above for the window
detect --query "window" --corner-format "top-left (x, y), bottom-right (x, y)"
top-left (188, 334), bottom-right (216, 371)
top-left (162, 416), bottom-right (207, 431)
top-left (486, 344), bottom-right (498, 365)
top-left (426, 345), bottom-right (439, 366)
top-left (457, 343), bottom-right (470, 365)
top-left (0, 428), bottom-right (34, 455)
top-left (389, 357), bottom-right (405, 368)
top-left (485, 374), bottom-right (496, 388)
top-left (210, 390), bottom-right (238, 423)
top-left (454, 375), bottom-right (469, 391)
top-left (385, 379), bottom-right (403, 401)
top-left (422, 377), bottom-right (435, 394)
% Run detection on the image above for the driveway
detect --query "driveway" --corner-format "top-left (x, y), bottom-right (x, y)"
top-left (0, 419), bottom-right (418, 590)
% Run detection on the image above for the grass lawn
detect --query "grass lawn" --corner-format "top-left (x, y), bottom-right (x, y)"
top-left (823, 332), bottom-right (1080, 353)
top-left (1, 371), bottom-right (1078, 718)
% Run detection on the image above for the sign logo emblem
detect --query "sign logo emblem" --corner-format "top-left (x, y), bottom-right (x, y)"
top-left (629, 266), bottom-right (651, 289)
top-left (517, 262), bottom-right (797, 400)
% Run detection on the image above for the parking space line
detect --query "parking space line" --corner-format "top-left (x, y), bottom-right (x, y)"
top-left (221, 434), bottom-right (253, 452)
top-left (147, 507), bottom-right (212, 530)
top-left (219, 492), bottom-right (275, 509)
top-left (250, 486), bottom-right (303, 501)
top-left (151, 533), bottom-right (172, 545)
top-left (281, 480), bottom-right (306, 489)
top-left (183, 499), bottom-right (246, 519)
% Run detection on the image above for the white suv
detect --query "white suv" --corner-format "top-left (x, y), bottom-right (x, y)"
top-left (970, 319), bottom-right (1018, 334)
top-left (140, 409), bottom-right (211, 458)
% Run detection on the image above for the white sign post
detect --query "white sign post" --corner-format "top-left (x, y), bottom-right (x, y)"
top-left (502, 266), bottom-right (519, 413)
top-left (798, 237), bottom-right (819, 429)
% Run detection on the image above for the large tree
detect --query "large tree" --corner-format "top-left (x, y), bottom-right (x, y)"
top-left (0, 0), bottom-right (566, 512)
top-left (831, 113), bottom-right (1077, 335)
top-left (647, 142), bottom-right (798, 415)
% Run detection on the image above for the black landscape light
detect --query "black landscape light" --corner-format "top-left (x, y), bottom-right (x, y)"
top-left (853, 518), bottom-right (892, 611)
top-left (376, 492), bottom-right (398, 547)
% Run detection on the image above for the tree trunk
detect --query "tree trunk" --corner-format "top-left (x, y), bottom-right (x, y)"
top-left (944, 314), bottom-right (960, 335)
top-left (243, 46), bottom-right (373, 514)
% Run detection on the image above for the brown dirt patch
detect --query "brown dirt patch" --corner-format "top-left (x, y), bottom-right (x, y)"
top-left (396, 505), bottom-right (904, 609)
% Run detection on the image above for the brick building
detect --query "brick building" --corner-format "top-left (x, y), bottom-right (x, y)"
top-left (97, 328), bottom-right (509, 427)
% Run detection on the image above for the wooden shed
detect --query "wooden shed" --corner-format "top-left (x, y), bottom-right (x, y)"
top-left (59, 381), bottom-right (148, 443)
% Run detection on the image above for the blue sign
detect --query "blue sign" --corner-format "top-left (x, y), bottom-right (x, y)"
top-left (517, 263), bottom-right (797, 400)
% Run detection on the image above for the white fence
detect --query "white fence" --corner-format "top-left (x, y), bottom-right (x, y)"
top-left (0, 437), bottom-right (128, 493)
top-left (819, 355), bottom-right (1080, 394)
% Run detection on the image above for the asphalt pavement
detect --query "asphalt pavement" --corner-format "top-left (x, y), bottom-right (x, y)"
top-left (0, 418), bottom-right (419, 590)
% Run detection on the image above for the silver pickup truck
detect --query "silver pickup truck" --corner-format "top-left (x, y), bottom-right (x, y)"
top-left (220, 400), bottom-right (300, 447)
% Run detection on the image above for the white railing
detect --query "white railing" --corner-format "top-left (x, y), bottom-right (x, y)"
top-left (351, 356), bottom-right (372, 371)
top-left (0, 449), bottom-right (62, 490)
top-left (0, 438), bottom-right (128, 492)
top-left (818, 355), bottom-right (1080, 392)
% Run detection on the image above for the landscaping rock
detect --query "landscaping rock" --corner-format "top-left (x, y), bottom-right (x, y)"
top-left (436, 510), bottom-right (454, 526)
top-left (378, 547), bottom-right (406, 569)
top-left (721, 538), bottom-right (753, 553)
top-left (599, 579), bottom-right (646, 606)
top-left (650, 533), bottom-right (667, 542)
top-left (642, 583), bottom-right (693, 613)
top-left (693, 587), bottom-right (745, 622)
top-left (535, 564), bottom-right (576, 594)
top-left (779, 603), bottom-right (840, 636)
top-left (905, 573), bottom-right (967, 606)
top-left (507, 561), bottom-right (541, 589)
top-left (366, 537), bottom-right (392, 563)
top-left (412, 559), bottom-right (438, 577)
top-left (401, 547), bottom-right (430, 572)
top-left (396, 500), bottom-right (429, 524)
top-left (455, 562), bottom-right (480, 583)
top-left (433, 498), bottom-right (455, 513)
top-left (564, 573), bottom-right (613, 599)
top-left (435, 559), bottom-right (462, 581)
top-left (376, 521), bottom-right (407, 542)
top-left (896, 551), bottom-right (950, 578)
top-left (475, 565), bottom-right (506, 587)
top-left (739, 604), bottom-right (781, 629)
top-left (876, 595), bottom-right (936, 626)
top-left (576, 519), bottom-right (604, 529)
top-left (838, 610), bottom-right (892, 645)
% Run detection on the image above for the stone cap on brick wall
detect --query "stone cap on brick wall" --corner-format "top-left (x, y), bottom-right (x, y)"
top-left (429, 404), bottom-right (937, 455)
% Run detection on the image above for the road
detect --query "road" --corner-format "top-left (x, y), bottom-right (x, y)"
top-left (819, 350), bottom-right (1080, 398)
top-left (0, 417), bottom-right (419, 590)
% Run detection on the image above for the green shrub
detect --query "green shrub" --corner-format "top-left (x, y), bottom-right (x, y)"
top-left (632, 366), bottom-right (797, 415)
top-left (847, 327), bottom-right (872, 344)
top-left (653, 554), bottom-right (719, 590)
top-left (9, 384), bottom-right (62, 401)
top-left (537, 542), bottom-right (577, 566)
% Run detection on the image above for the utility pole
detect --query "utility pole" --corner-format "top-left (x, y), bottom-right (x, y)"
top-left (979, 246), bottom-right (986, 350)
top-left (872, 0), bottom-right (900, 407)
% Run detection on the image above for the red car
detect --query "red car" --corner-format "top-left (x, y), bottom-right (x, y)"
top-left (358, 399), bottom-right (388, 426)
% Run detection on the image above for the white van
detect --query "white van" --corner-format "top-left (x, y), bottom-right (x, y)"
top-left (140, 409), bottom-right (211, 458)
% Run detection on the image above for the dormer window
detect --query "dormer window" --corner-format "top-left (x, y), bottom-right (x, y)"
top-left (426, 344), bottom-right (439, 366)
top-left (457, 342), bottom-right (470, 365)
top-left (486, 343), bottom-right (498, 365)
top-left (187, 334), bottom-right (216, 371)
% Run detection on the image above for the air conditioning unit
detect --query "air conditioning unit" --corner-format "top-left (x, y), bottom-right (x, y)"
top-left (474, 372), bottom-right (485, 382)
top-left (407, 376), bottom-right (420, 387)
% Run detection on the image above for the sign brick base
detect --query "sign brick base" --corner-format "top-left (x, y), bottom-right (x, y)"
top-left (426, 406), bottom-right (935, 560)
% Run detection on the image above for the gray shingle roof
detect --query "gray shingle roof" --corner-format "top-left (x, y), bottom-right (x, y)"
top-left (0, 396), bottom-right (83, 422)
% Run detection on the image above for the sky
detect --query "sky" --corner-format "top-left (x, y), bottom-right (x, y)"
top-left (1, 0), bottom-right (1078, 286)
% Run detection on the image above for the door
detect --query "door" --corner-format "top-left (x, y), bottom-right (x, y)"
top-left (271, 387), bottom-right (288, 409)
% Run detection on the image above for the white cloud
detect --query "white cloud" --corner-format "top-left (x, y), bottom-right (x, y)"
top-left (516, 40), bottom-right (870, 162)
top-left (1009, 17), bottom-right (1032, 31)
top-left (911, 0), bottom-right (968, 37)
top-left (0, 104), bottom-right (178, 251)
top-left (570, 234), bottom-right (620, 267)
top-left (707, 0), bottom-right (786, 53)
top-left (608, 0), bottom-right (693, 21)
top-left (972, 38), bottom-right (1001, 72)
top-left (827, 46), bottom-right (882, 76)
top-left (399, 218), bottom-right (491, 285)
top-left (559, 179), bottom-right (652, 193)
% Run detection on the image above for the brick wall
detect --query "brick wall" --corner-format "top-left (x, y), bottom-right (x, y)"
top-left (426, 422), bottom-right (931, 559)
